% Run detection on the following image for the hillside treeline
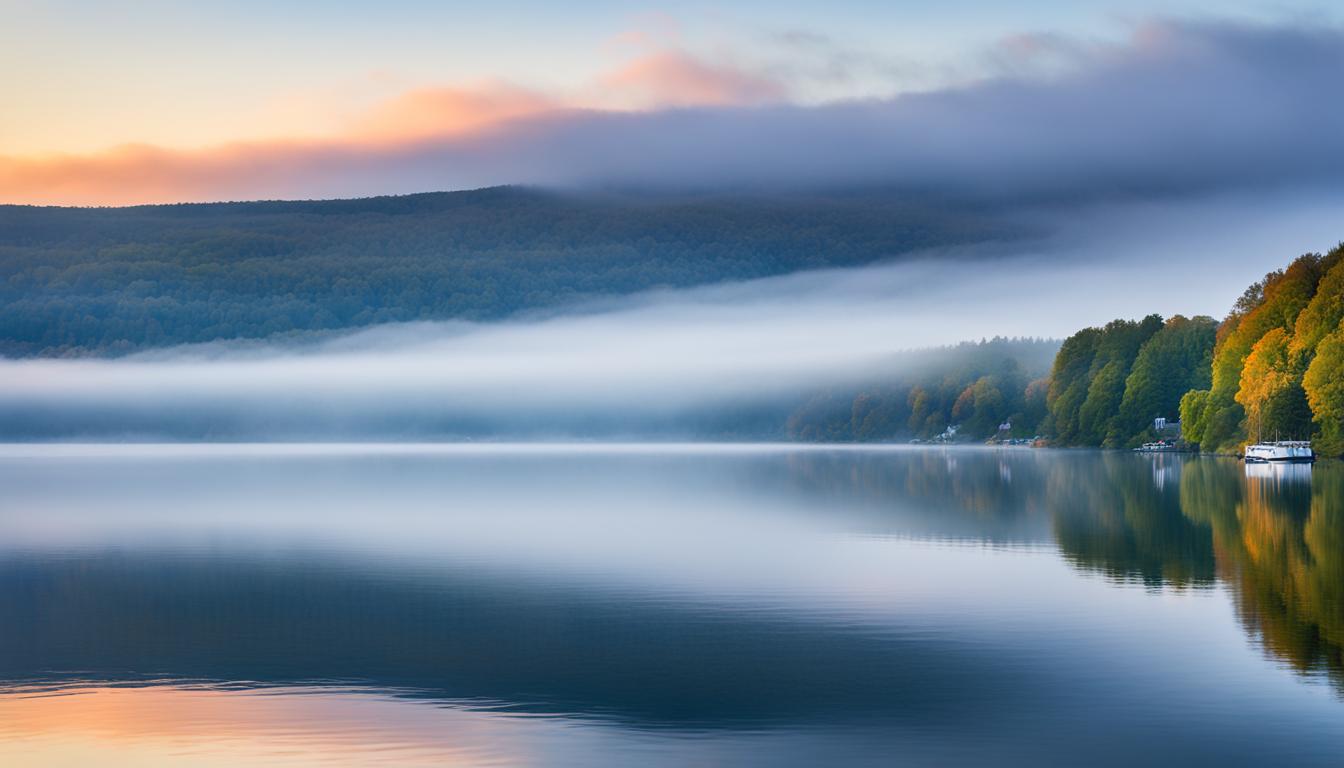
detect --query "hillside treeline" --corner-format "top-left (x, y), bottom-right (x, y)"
top-left (816, 242), bottom-right (1344, 453)
top-left (0, 187), bottom-right (1016, 357)
top-left (1044, 314), bottom-right (1217, 447)
top-left (785, 314), bottom-right (1218, 448)
top-left (784, 338), bottom-right (1058, 442)
top-left (1044, 244), bottom-right (1344, 456)
top-left (1181, 246), bottom-right (1344, 456)
top-left (784, 313), bottom-right (1222, 448)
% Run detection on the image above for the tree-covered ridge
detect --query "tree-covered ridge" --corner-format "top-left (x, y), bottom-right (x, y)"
top-left (1045, 314), bottom-right (1216, 448)
top-left (1041, 243), bottom-right (1344, 457)
top-left (0, 187), bottom-right (1017, 357)
top-left (784, 310), bottom-right (1223, 449)
top-left (1182, 245), bottom-right (1344, 455)
top-left (890, 259), bottom-right (1336, 453)
top-left (784, 337), bottom-right (1058, 442)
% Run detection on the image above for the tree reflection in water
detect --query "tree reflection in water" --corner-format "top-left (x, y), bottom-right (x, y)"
top-left (804, 449), bottom-right (1344, 693)
top-left (1184, 460), bottom-right (1344, 691)
top-left (1051, 452), bottom-right (1216, 589)
top-left (1048, 453), bottom-right (1344, 693)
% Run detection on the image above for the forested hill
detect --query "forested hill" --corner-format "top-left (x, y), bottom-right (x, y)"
top-left (0, 187), bottom-right (1016, 357)
top-left (782, 242), bottom-right (1344, 454)
top-left (1039, 242), bottom-right (1344, 457)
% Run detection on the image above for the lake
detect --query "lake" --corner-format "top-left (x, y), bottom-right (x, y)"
top-left (1, 444), bottom-right (1340, 766)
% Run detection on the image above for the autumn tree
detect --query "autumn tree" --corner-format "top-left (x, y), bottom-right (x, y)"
top-left (1237, 329), bottom-right (1300, 439)
top-left (1289, 248), bottom-right (1344, 363)
top-left (1202, 254), bottom-right (1327, 452)
top-left (1304, 323), bottom-right (1344, 456)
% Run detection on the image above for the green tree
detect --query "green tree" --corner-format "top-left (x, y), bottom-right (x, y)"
top-left (1048, 315), bottom-right (1162, 446)
top-left (1046, 328), bottom-right (1101, 444)
top-left (1180, 389), bottom-right (1211, 447)
top-left (1114, 315), bottom-right (1216, 446)
top-left (1078, 359), bottom-right (1129, 445)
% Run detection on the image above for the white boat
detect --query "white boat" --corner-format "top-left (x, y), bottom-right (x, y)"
top-left (1243, 440), bottom-right (1315, 463)
top-left (1134, 440), bottom-right (1176, 453)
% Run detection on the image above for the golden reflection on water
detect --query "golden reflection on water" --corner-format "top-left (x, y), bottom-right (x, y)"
top-left (0, 685), bottom-right (529, 767)
top-left (1216, 463), bottom-right (1343, 686)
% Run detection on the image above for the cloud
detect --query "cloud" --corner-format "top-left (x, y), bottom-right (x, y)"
top-left (596, 50), bottom-right (788, 108)
top-left (2, 19), bottom-right (1343, 206)
top-left (983, 31), bottom-right (1092, 76)
top-left (768, 28), bottom-right (919, 88)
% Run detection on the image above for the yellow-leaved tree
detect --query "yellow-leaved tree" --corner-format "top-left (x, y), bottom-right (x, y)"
top-left (1303, 322), bottom-right (1344, 456)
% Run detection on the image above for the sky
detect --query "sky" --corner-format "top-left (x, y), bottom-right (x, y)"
top-left (3, 1), bottom-right (1341, 204)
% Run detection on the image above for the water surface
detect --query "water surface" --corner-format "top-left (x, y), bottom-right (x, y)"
top-left (1, 445), bottom-right (1340, 766)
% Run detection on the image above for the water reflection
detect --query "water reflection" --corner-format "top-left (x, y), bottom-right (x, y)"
top-left (1184, 457), bottom-right (1343, 692)
top-left (1050, 453), bottom-right (1215, 589)
top-left (1037, 452), bottom-right (1341, 690)
top-left (0, 549), bottom-right (1028, 727)
top-left (776, 447), bottom-right (1052, 543)
top-left (0, 445), bottom-right (1341, 765)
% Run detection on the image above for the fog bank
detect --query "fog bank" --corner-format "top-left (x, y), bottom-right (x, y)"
top-left (2, 191), bottom-right (1341, 439)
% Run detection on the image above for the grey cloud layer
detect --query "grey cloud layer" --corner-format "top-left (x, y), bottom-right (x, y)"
top-left (419, 21), bottom-right (1344, 199)
top-left (4, 19), bottom-right (1341, 205)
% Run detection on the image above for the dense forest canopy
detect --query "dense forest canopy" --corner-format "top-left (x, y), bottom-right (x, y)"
top-left (0, 186), bottom-right (1018, 357)
top-left (1181, 246), bottom-right (1344, 455)
top-left (1045, 314), bottom-right (1216, 448)
top-left (1041, 243), bottom-right (1344, 457)
top-left (823, 241), bottom-right (1344, 455)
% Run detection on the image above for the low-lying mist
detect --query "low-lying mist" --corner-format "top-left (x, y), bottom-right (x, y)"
top-left (3, 191), bottom-right (1341, 440)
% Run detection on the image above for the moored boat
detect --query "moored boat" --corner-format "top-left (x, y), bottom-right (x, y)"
top-left (1242, 440), bottom-right (1315, 463)
top-left (1134, 440), bottom-right (1177, 452)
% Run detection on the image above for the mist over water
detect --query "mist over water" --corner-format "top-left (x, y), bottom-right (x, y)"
top-left (2, 190), bottom-right (1341, 439)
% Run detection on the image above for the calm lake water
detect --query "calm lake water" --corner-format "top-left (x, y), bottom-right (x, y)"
top-left (1, 444), bottom-right (1341, 766)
